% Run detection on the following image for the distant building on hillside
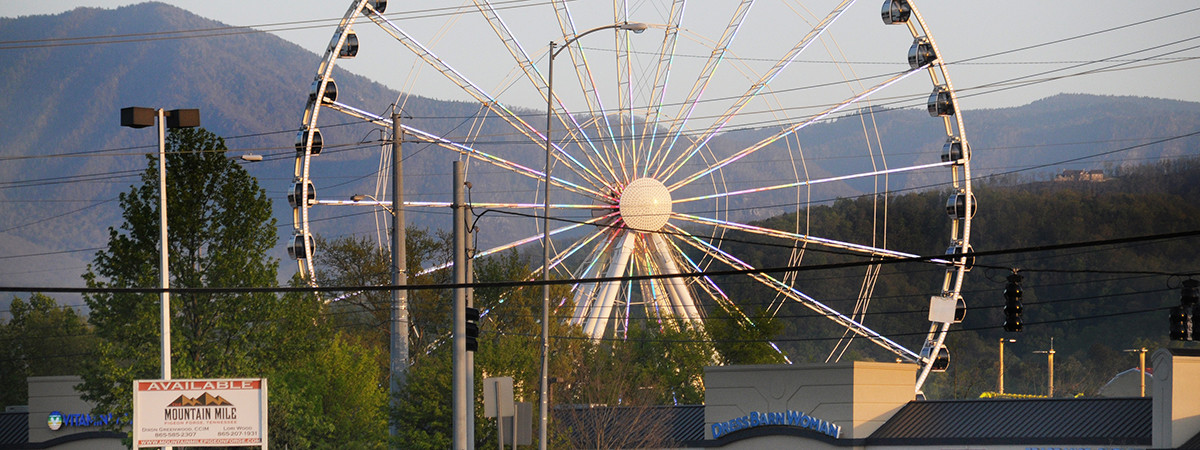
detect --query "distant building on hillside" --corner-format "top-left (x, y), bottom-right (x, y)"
top-left (1056, 169), bottom-right (1106, 182)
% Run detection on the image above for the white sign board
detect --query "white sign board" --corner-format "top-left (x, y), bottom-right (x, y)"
top-left (483, 376), bottom-right (514, 418)
top-left (133, 378), bottom-right (268, 448)
top-left (928, 295), bottom-right (957, 324)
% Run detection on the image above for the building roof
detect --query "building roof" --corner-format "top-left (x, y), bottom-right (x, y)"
top-left (0, 413), bottom-right (27, 446)
top-left (555, 404), bottom-right (704, 448)
top-left (867, 397), bottom-right (1151, 446)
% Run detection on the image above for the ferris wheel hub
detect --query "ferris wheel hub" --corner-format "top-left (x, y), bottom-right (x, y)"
top-left (619, 177), bottom-right (672, 232)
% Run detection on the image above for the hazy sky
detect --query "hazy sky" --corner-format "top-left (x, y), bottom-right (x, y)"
top-left (3, 0), bottom-right (1199, 110)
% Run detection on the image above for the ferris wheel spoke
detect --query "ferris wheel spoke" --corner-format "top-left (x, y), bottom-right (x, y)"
top-left (551, 2), bottom-right (625, 179)
top-left (552, 10), bottom-right (641, 184)
top-left (546, 217), bottom-right (618, 283)
top-left (648, 0), bottom-right (754, 178)
top-left (666, 64), bottom-right (929, 192)
top-left (655, 0), bottom-right (857, 183)
top-left (570, 230), bottom-right (621, 327)
top-left (361, 11), bottom-right (612, 189)
top-left (418, 212), bottom-right (618, 276)
top-left (669, 224), bottom-right (919, 362)
top-left (672, 160), bottom-right (955, 205)
top-left (321, 100), bottom-right (611, 201)
top-left (665, 231), bottom-right (792, 362)
top-left (473, 0), bottom-right (625, 189)
top-left (638, 0), bottom-right (686, 178)
top-left (672, 212), bottom-right (948, 263)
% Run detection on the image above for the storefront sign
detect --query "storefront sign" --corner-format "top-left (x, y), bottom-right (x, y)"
top-left (132, 378), bottom-right (267, 448)
top-left (47, 411), bottom-right (126, 429)
top-left (711, 409), bottom-right (841, 439)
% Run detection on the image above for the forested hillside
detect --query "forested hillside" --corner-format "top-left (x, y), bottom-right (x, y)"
top-left (714, 157), bottom-right (1200, 399)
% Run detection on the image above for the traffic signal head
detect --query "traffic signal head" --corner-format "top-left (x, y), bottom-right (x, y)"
top-left (1169, 305), bottom-right (1192, 341)
top-left (1182, 279), bottom-right (1199, 307)
top-left (1003, 273), bottom-right (1023, 332)
top-left (465, 307), bottom-right (480, 352)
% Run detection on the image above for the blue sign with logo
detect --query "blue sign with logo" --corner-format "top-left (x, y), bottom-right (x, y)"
top-left (46, 411), bottom-right (126, 430)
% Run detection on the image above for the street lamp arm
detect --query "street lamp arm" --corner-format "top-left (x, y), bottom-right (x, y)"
top-left (350, 194), bottom-right (395, 215)
top-left (551, 22), bottom-right (650, 59)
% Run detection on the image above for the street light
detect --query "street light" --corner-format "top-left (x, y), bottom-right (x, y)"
top-left (540, 21), bottom-right (648, 450)
top-left (1034, 337), bottom-right (1056, 397)
top-left (1123, 347), bottom-right (1149, 397)
top-left (119, 107), bottom-right (200, 385)
top-left (998, 338), bottom-right (1016, 394)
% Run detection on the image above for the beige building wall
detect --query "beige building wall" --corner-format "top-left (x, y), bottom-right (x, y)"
top-left (26, 375), bottom-right (125, 450)
top-left (1152, 348), bottom-right (1200, 449)
top-left (704, 362), bottom-right (916, 440)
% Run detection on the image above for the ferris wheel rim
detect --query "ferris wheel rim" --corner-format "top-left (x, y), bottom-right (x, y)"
top-left (294, 0), bottom-right (973, 394)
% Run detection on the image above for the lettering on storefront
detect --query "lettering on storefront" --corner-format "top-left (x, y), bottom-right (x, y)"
top-left (710, 409), bottom-right (841, 439)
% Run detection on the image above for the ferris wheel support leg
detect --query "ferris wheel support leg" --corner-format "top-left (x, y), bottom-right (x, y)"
top-left (650, 233), bottom-right (702, 325)
top-left (584, 232), bottom-right (637, 339)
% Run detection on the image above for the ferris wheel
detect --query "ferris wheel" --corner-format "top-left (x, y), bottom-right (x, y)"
top-left (292, 0), bottom-right (974, 393)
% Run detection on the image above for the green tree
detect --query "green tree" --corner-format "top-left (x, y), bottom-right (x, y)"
top-left (313, 230), bottom-right (456, 447)
top-left (271, 331), bottom-right (388, 449)
top-left (314, 229), bottom-right (452, 366)
top-left (78, 127), bottom-right (301, 434)
top-left (0, 293), bottom-right (96, 406)
top-left (706, 305), bottom-right (787, 365)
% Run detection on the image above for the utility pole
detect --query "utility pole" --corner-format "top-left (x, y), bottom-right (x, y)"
top-left (453, 161), bottom-right (468, 450)
top-left (390, 111), bottom-right (409, 438)
top-left (466, 192), bottom-right (476, 446)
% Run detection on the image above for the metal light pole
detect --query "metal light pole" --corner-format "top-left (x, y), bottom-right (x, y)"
top-left (540, 22), bottom-right (648, 450)
top-left (1124, 347), bottom-right (1148, 397)
top-left (121, 107), bottom-right (198, 450)
top-left (119, 107), bottom-right (199, 383)
top-left (155, 108), bottom-right (170, 383)
top-left (998, 338), bottom-right (1016, 394)
top-left (1034, 337), bottom-right (1055, 397)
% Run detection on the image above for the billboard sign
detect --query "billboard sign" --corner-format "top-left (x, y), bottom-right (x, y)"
top-left (133, 378), bottom-right (267, 448)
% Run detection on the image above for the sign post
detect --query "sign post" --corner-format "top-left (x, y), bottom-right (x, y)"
top-left (133, 378), bottom-right (268, 448)
top-left (484, 377), bottom-right (514, 450)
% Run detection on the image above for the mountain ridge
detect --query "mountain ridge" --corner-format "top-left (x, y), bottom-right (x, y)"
top-left (1, 2), bottom-right (1198, 294)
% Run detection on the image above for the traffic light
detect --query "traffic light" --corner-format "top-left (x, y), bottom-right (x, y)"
top-left (465, 307), bottom-right (480, 352)
top-left (1170, 306), bottom-right (1191, 341)
top-left (1170, 280), bottom-right (1197, 341)
top-left (1003, 273), bottom-right (1023, 332)
top-left (1183, 279), bottom-right (1199, 306)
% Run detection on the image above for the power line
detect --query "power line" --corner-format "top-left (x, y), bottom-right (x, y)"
top-left (0, 280), bottom-right (1180, 363)
top-left (0, 197), bottom-right (118, 233)
top-left (0, 0), bottom-right (562, 50)
top-left (3, 228), bottom-right (1197, 294)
